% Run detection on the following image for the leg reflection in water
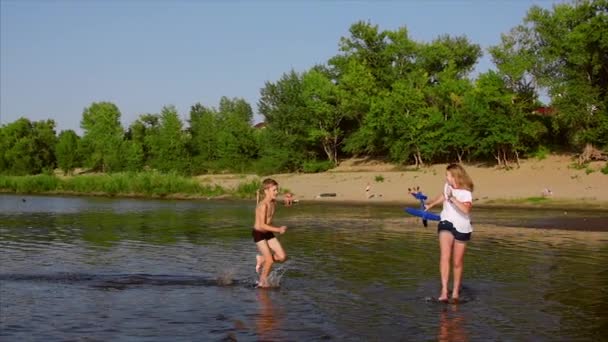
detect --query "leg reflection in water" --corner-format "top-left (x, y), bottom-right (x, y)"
top-left (438, 303), bottom-right (468, 342)
top-left (256, 289), bottom-right (283, 340)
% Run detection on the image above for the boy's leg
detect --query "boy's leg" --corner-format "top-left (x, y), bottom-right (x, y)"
top-left (267, 238), bottom-right (286, 262)
top-left (451, 241), bottom-right (467, 300)
top-left (256, 240), bottom-right (274, 287)
top-left (438, 231), bottom-right (454, 301)
top-left (255, 255), bottom-right (264, 274)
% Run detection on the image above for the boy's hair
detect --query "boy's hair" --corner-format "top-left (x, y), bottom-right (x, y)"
top-left (446, 164), bottom-right (474, 192)
top-left (256, 178), bottom-right (279, 203)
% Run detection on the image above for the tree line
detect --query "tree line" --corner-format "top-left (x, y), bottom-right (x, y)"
top-left (1, 0), bottom-right (606, 176)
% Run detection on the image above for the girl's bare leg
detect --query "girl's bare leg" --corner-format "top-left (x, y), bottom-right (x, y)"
top-left (439, 232), bottom-right (454, 301)
top-left (451, 241), bottom-right (467, 301)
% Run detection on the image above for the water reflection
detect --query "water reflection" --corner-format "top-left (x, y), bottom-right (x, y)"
top-left (255, 289), bottom-right (281, 340)
top-left (438, 304), bottom-right (468, 342)
top-left (1, 194), bottom-right (607, 341)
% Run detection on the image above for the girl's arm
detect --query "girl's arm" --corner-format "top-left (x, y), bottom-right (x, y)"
top-left (255, 203), bottom-right (286, 233)
top-left (446, 194), bottom-right (472, 214)
top-left (424, 193), bottom-right (445, 210)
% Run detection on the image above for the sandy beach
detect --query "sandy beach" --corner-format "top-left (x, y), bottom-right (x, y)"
top-left (200, 155), bottom-right (608, 208)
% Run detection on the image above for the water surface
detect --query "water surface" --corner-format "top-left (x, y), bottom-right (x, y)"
top-left (1, 194), bottom-right (607, 341)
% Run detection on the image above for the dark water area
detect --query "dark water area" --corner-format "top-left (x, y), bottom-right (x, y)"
top-left (1, 194), bottom-right (607, 341)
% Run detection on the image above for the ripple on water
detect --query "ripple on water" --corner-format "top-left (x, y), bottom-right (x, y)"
top-left (1, 196), bottom-right (607, 341)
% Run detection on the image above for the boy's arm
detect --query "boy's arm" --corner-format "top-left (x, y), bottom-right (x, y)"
top-left (255, 203), bottom-right (286, 233)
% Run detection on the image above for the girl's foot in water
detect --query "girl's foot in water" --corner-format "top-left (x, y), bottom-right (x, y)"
top-left (451, 290), bottom-right (460, 303)
top-left (438, 289), bottom-right (449, 302)
top-left (255, 255), bottom-right (264, 274)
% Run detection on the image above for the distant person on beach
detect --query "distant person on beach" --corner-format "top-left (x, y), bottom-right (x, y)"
top-left (253, 178), bottom-right (287, 288)
top-left (424, 164), bottom-right (474, 303)
top-left (283, 192), bottom-right (294, 207)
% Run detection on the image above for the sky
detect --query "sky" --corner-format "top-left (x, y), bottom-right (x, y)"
top-left (1, 0), bottom-right (563, 133)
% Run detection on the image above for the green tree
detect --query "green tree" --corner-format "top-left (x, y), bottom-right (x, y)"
top-left (258, 70), bottom-right (311, 171)
top-left (188, 103), bottom-right (219, 172)
top-left (0, 118), bottom-right (57, 175)
top-left (301, 69), bottom-right (346, 164)
top-left (0, 118), bottom-right (38, 174)
top-left (215, 97), bottom-right (257, 171)
top-left (496, 0), bottom-right (608, 150)
top-left (80, 102), bottom-right (125, 172)
top-left (55, 129), bottom-right (80, 175)
top-left (146, 106), bottom-right (190, 173)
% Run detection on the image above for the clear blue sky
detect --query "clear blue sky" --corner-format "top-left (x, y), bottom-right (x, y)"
top-left (1, 0), bottom-right (561, 133)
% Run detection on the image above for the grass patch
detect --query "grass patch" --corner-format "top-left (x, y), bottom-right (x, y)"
top-left (374, 175), bottom-right (385, 182)
top-left (234, 179), bottom-right (261, 199)
top-left (0, 172), bottom-right (227, 198)
top-left (524, 196), bottom-right (550, 203)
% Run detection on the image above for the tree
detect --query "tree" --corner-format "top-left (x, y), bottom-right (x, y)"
top-left (258, 70), bottom-right (312, 171)
top-left (0, 118), bottom-right (57, 175)
top-left (146, 106), bottom-right (190, 173)
top-left (188, 103), bottom-right (219, 171)
top-left (495, 0), bottom-right (608, 150)
top-left (0, 118), bottom-right (38, 174)
top-left (56, 130), bottom-right (80, 175)
top-left (301, 69), bottom-right (346, 164)
top-left (80, 102), bottom-right (125, 172)
top-left (215, 97), bottom-right (257, 171)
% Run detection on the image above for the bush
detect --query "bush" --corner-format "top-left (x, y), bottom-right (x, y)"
top-left (302, 160), bottom-right (333, 173)
top-left (375, 175), bottom-right (384, 182)
top-left (601, 163), bottom-right (608, 175)
top-left (234, 179), bottom-right (261, 199)
top-left (531, 146), bottom-right (550, 160)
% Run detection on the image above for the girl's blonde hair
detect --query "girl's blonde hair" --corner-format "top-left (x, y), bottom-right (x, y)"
top-left (256, 178), bottom-right (279, 204)
top-left (447, 163), bottom-right (474, 192)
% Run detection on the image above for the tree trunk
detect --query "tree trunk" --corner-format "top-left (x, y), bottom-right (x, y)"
top-left (414, 148), bottom-right (424, 168)
top-left (457, 150), bottom-right (464, 164)
top-left (494, 149), bottom-right (502, 167)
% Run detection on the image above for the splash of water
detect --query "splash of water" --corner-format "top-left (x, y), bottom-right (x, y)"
top-left (266, 265), bottom-right (288, 288)
top-left (216, 269), bottom-right (236, 286)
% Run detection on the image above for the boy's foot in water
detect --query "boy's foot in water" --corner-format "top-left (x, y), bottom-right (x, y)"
top-left (256, 279), bottom-right (270, 288)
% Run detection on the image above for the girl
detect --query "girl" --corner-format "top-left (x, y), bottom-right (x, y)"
top-left (253, 178), bottom-right (287, 288)
top-left (425, 164), bottom-right (474, 302)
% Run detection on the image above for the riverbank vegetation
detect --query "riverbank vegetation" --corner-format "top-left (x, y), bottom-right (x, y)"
top-left (0, 173), bottom-right (264, 199)
top-left (1, 0), bottom-right (606, 178)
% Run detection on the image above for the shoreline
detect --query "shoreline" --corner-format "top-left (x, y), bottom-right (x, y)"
top-left (2, 189), bottom-right (608, 212)
top-left (1, 155), bottom-right (606, 211)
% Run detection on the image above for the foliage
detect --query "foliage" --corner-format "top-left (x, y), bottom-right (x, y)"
top-left (302, 160), bottom-right (334, 173)
top-left (531, 146), bottom-right (550, 160)
top-left (56, 130), bottom-right (80, 175)
top-left (80, 102), bottom-right (124, 172)
top-left (0, 172), bottom-right (226, 197)
top-left (4, 2), bottom-right (607, 178)
top-left (234, 179), bottom-right (261, 199)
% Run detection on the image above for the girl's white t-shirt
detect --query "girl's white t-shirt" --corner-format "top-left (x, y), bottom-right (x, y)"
top-left (440, 183), bottom-right (473, 233)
